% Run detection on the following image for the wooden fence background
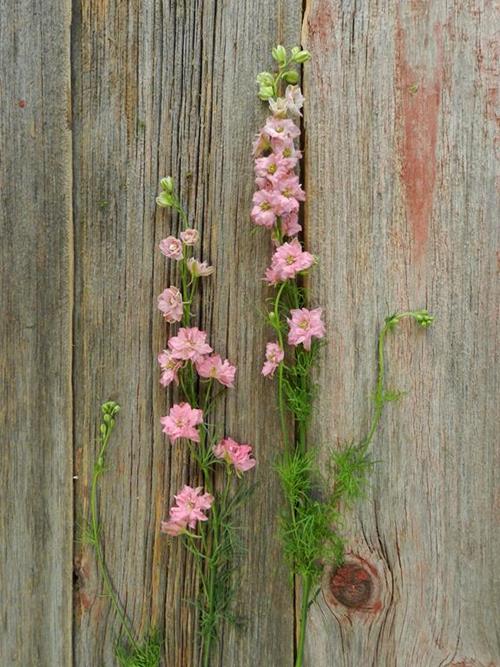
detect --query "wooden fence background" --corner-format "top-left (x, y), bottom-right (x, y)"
top-left (1, 1), bottom-right (498, 665)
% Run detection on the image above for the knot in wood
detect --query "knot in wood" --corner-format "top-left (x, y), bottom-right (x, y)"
top-left (329, 563), bottom-right (373, 608)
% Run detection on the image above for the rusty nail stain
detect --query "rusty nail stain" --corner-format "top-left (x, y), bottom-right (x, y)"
top-left (18, 99), bottom-right (26, 108)
top-left (330, 563), bottom-right (373, 608)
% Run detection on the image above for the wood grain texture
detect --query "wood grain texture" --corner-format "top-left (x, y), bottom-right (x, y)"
top-left (0, 0), bottom-right (73, 665)
top-left (71, 2), bottom-right (300, 666)
top-left (302, 1), bottom-right (499, 666)
top-left (3, 0), bottom-right (498, 665)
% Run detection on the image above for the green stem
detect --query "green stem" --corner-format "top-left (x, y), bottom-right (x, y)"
top-left (274, 281), bottom-right (289, 448)
top-left (89, 411), bottom-right (137, 650)
top-left (295, 575), bottom-right (312, 667)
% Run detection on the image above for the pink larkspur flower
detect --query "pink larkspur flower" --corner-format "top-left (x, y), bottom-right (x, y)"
top-left (254, 153), bottom-right (293, 185)
top-left (213, 437), bottom-right (256, 475)
top-left (157, 286), bottom-right (183, 323)
top-left (160, 519), bottom-right (185, 536)
top-left (251, 189), bottom-right (278, 228)
top-left (180, 228), bottom-right (199, 245)
top-left (281, 212), bottom-right (302, 237)
top-left (159, 236), bottom-right (183, 260)
top-left (261, 342), bottom-right (284, 377)
top-left (161, 485), bottom-right (214, 534)
top-left (157, 350), bottom-right (182, 387)
top-left (287, 307), bottom-right (326, 351)
top-left (275, 174), bottom-right (305, 204)
top-left (187, 257), bottom-right (215, 277)
top-left (284, 85), bottom-right (305, 116)
top-left (263, 116), bottom-right (300, 141)
top-left (160, 402), bottom-right (204, 443)
top-left (168, 327), bottom-right (213, 362)
top-left (196, 354), bottom-right (236, 388)
top-left (265, 239), bottom-right (315, 284)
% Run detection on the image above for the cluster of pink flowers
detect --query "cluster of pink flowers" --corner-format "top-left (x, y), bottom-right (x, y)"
top-left (213, 437), bottom-right (256, 475)
top-left (265, 238), bottom-right (315, 285)
top-left (160, 485), bottom-right (214, 536)
top-left (251, 86), bottom-right (325, 375)
top-left (156, 211), bottom-right (256, 536)
top-left (251, 111), bottom-right (304, 237)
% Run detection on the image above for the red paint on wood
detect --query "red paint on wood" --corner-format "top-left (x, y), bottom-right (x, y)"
top-left (396, 20), bottom-right (443, 258)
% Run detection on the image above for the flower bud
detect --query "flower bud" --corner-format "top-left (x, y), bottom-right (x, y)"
top-left (160, 176), bottom-right (174, 193)
top-left (272, 45), bottom-right (287, 65)
top-left (414, 310), bottom-right (434, 328)
top-left (293, 49), bottom-right (311, 63)
top-left (282, 70), bottom-right (299, 85)
top-left (156, 191), bottom-right (174, 208)
top-left (256, 71), bottom-right (274, 87)
top-left (258, 86), bottom-right (274, 101)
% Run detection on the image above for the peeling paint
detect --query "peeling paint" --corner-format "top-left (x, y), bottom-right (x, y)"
top-left (396, 18), bottom-right (444, 259)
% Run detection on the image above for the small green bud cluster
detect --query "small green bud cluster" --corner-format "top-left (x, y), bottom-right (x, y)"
top-left (99, 400), bottom-right (120, 440)
top-left (413, 309), bottom-right (435, 328)
top-left (156, 176), bottom-right (175, 207)
top-left (256, 44), bottom-right (311, 100)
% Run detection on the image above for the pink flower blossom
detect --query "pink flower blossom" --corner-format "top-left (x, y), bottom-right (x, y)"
top-left (160, 519), bottom-right (185, 536)
top-left (265, 239), bottom-right (315, 284)
top-left (213, 438), bottom-right (256, 474)
top-left (157, 350), bottom-right (182, 387)
top-left (159, 236), bottom-right (183, 260)
top-left (261, 342), bottom-right (284, 377)
top-left (251, 189), bottom-right (278, 228)
top-left (275, 175), bottom-right (305, 204)
top-left (254, 154), bottom-right (293, 185)
top-left (180, 228), bottom-right (199, 245)
top-left (161, 485), bottom-right (214, 534)
top-left (168, 327), bottom-right (213, 362)
top-left (157, 286), bottom-right (183, 323)
top-left (284, 85), bottom-right (305, 116)
top-left (263, 116), bottom-right (300, 141)
top-left (160, 402), bottom-right (204, 443)
top-left (196, 354), bottom-right (236, 388)
top-left (287, 307), bottom-right (326, 351)
top-left (187, 257), bottom-right (215, 277)
top-left (281, 212), bottom-right (302, 237)
top-left (269, 85), bottom-right (305, 117)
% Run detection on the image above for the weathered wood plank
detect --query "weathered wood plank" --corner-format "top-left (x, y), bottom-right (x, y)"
top-left (72, 2), bottom-right (300, 666)
top-left (0, 0), bottom-right (73, 665)
top-left (303, 1), bottom-right (499, 665)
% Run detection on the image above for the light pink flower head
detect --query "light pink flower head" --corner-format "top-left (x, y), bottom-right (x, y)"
top-left (254, 153), bottom-right (293, 185)
top-left (265, 239), bottom-right (315, 284)
top-left (263, 116), bottom-right (301, 141)
top-left (157, 286), bottom-right (183, 323)
top-left (213, 437), bottom-right (256, 475)
top-left (196, 354), bottom-right (236, 388)
top-left (180, 228), bottom-right (199, 245)
top-left (287, 307), bottom-right (326, 351)
top-left (281, 212), bottom-right (302, 237)
top-left (284, 85), bottom-right (305, 116)
top-left (157, 350), bottom-right (182, 387)
top-left (251, 190), bottom-right (278, 228)
top-left (160, 402), bottom-right (204, 443)
top-left (269, 85), bottom-right (304, 117)
top-left (161, 485), bottom-right (214, 534)
top-left (261, 342), bottom-right (284, 377)
top-left (187, 257), bottom-right (215, 277)
top-left (168, 327), bottom-right (213, 362)
top-left (159, 236), bottom-right (183, 260)
top-left (160, 519), bottom-right (186, 536)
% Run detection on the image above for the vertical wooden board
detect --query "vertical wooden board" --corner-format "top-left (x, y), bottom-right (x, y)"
top-left (72, 2), bottom-right (300, 666)
top-left (0, 1), bottom-right (73, 666)
top-left (302, 1), bottom-right (499, 666)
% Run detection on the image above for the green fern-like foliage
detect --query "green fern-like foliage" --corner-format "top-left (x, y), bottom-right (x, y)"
top-left (115, 631), bottom-right (162, 667)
